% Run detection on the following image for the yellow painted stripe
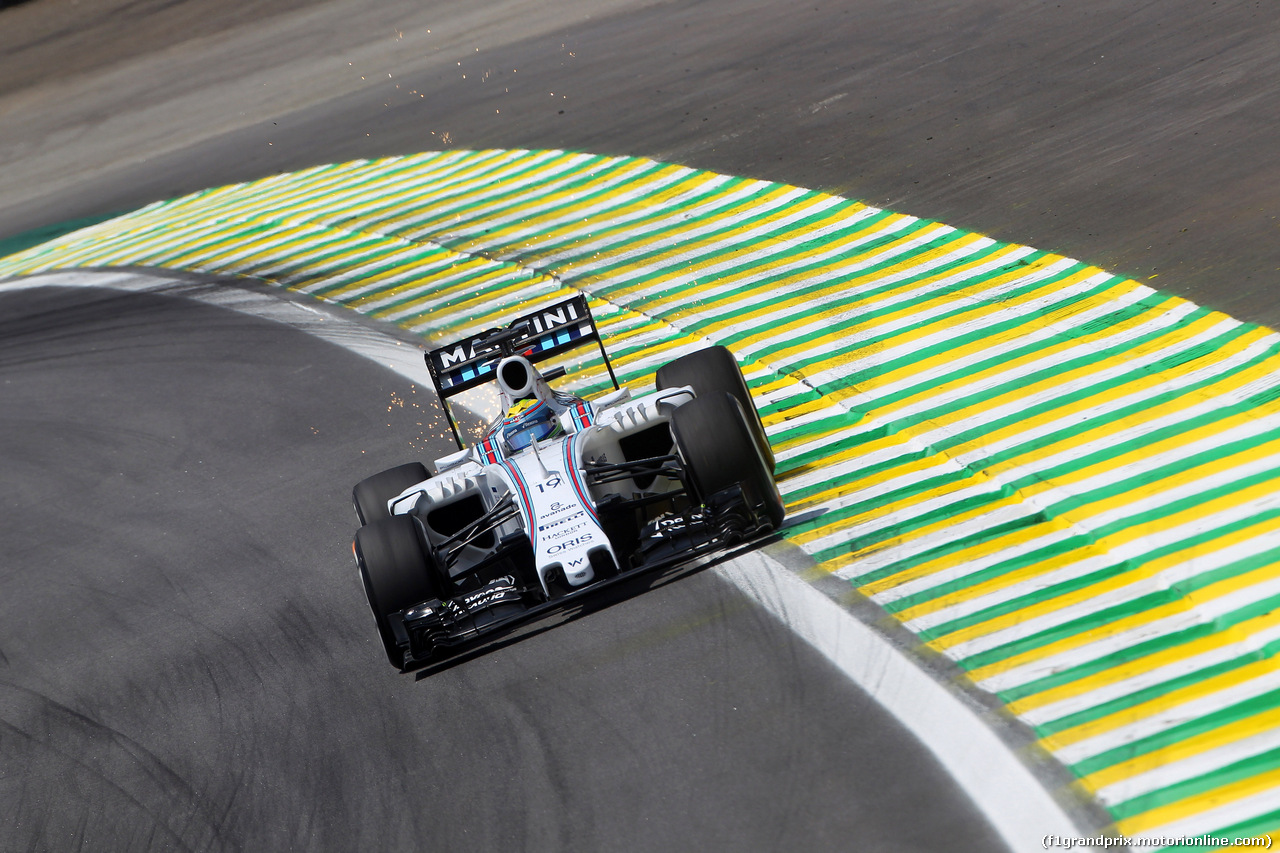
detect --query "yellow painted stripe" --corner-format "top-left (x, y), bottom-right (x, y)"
top-left (905, 437), bottom-right (1280, 646)
top-left (1009, 607), bottom-right (1280, 717)
top-left (1039, 641), bottom-right (1280, 752)
top-left (595, 194), bottom-right (864, 302)
top-left (676, 221), bottom-right (983, 334)
top-left (516, 170), bottom-right (738, 264)
top-left (446, 158), bottom-right (672, 253)
top-left (1080, 706), bottom-right (1280, 794)
top-left (554, 182), bottom-right (792, 278)
top-left (962, 485), bottom-right (1280, 683)
top-left (761, 252), bottom-right (1077, 371)
top-left (938, 325), bottom-right (1276, 478)
top-left (1116, 767), bottom-right (1280, 836)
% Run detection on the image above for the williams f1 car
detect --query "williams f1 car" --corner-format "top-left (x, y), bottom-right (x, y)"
top-left (351, 294), bottom-right (783, 671)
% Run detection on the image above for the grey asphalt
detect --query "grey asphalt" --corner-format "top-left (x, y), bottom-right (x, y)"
top-left (0, 282), bottom-right (1007, 850)
top-left (6, 0), bottom-right (1273, 849)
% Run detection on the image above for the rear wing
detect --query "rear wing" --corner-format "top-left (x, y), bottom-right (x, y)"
top-left (424, 294), bottom-right (619, 448)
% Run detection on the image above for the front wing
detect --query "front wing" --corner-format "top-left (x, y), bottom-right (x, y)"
top-left (387, 484), bottom-right (774, 672)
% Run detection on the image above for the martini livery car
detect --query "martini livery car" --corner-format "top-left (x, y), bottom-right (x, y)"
top-left (351, 295), bottom-right (783, 671)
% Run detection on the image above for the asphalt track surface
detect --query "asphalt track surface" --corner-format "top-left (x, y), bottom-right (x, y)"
top-left (4, 0), bottom-right (1278, 850)
top-left (0, 281), bottom-right (1009, 851)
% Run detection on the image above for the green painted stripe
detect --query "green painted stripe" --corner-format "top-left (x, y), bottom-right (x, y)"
top-left (0, 211), bottom-right (125, 261)
top-left (1071, 684), bottom-right (1280, 778)
top-left (998, 588), bottom-right (1280, 706)
top-left (1109, 746), bottom-right (1280, 821)
top-left (1039, 640), bottom-right (1280, 737)
top-left (888, 435), bottom-right (1280, 621)
top-left (1180, 809), bottom-right (1280, 851)
top-left (489, 174), bottom-right (753, 262)
top-left (385, 154), bottom-right (612, 235)
top-left (570, 192), bottom-right (832, 287)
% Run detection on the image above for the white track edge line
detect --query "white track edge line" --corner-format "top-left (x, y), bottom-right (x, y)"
top-left (716, 549), bottom-right (1097, 852)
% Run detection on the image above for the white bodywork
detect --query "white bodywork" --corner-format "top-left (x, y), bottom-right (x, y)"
top-left (387, 356), bottom-right (694, 597)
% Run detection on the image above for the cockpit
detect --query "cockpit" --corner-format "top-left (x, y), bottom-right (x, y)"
top-left (499, 398), bottom-right (563, 452)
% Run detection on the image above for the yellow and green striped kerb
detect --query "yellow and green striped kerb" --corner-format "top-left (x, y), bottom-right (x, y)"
top-left (4, 148), bottom-right (1280, 849)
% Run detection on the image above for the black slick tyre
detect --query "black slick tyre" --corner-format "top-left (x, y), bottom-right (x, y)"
top-left (656, 345), bottom-right (774, 471)
top-left (670, 393), bottom-right (784, 530)
top-left (353, 461), bottom-right (432, 526)
top-left (353, 516), bottom-right (441, 669)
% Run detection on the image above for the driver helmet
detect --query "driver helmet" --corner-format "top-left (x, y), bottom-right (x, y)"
top-left (501, 398), bottom-right (563, 451)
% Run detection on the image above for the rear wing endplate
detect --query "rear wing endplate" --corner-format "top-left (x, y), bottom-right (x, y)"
top-left (424, 294), bottom-right (619, 448)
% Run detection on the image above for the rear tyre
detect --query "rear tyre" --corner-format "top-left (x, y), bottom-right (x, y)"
top-left (353, 516), bottom-right (442, 669)
top-left (353, 462), bottom-right (432, 525)
top-left (670, 393), bottom-right (785, 530)
top-left (656, 345), bottom-right (774, 471)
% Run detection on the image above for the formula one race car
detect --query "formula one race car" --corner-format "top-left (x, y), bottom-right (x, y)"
top-left (350, 294), bottom-right (783, 671)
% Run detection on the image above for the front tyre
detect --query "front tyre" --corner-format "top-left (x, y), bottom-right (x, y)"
top-left (353, 516), bottom-right (442, 670)
top-left (656, 345), bottom-right (774, 471)
top-left (670, 393), bottom-right (784, 530)
top-left (353, 461), bottom-right (432, 525)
